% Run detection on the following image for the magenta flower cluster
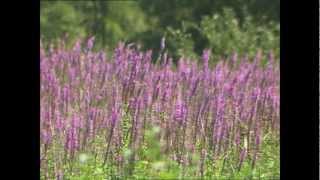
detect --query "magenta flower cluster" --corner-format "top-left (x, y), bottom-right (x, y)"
top-left (40, 38), bottom-right (279, 176)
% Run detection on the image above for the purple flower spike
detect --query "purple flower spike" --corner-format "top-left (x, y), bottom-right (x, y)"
top-left (87, 36), bottom-right (95, 50)
top-left (40, 38), bottom-right (279, 177)
top-left (111, 109), bottom-right (118, 127)
top-left (202, 49), bottom-right (211, 69)
top-left (174, 90), bottom-right (187, 123)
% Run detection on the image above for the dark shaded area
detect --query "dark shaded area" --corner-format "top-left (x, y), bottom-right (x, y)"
top-left (40, 0), bottom-right (279, 61)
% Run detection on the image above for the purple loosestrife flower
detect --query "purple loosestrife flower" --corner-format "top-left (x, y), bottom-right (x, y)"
top-left (142, 50), bottom-right (152, 65)
top-left (98, 51), bottom-right (106, 63)
top-left (224, 82), bottom-right (233, 97)
top-left (40, 39), bottom-right (280, 177)
top-left (202, 49), bottom-right (211, 69)
top-left (68, 68), bottom-right (76, 82)
top-left (88, 108), bottom-right (96, 138)
top-left (66, 115), bottom-right (81, 151)
top-left (166, 57), bottom-right (173, 67)
top-left (41, 131), bottom-right (52, 145)
top-left (55, 110), bottom-right (63, 132)
top-left (129, 96), bottom-right (138, 112)
top-left (216, 92), bottom-right (226, 122)
top-left (153, 101), bottom-right (161, 113)
top-left (63, 86), bottom-right (69, 113)
top-left (72, 39), bottom-right (82, 54)
top-left (87, 36), bottom-right (95, 50)
top-left (174, 89), bottom-right (187, 123)
top-left (65, 129), bottom-right (73, 151)
top-left (251, 87), bottom-right (261, 103)
top-left (190, 77), bottom-right (200, 97)
top-left (111, 108), bottom-right (118, 127)
top-left (236, 91), bottom-right (245, 120)
top-left (114, 42), bottom-right (124, 65)
top-left (215, 64), bottom-right (224, 85)
top-left (143, 88), bottom-right (152, 108)
top-left (153, 84), bottom-right (160, 103)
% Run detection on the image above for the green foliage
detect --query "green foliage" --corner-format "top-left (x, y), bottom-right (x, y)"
top-left (161, 7), bottom-right (279, 62)
top-left (200, 8), bottom-right (279, 59)
top-left (165, 22), bottom-right (199, 61)
top-left (41, 1), bottom-right (148, 50)
top-left (101, 1), bottom-right (148, 48)
top-left (40, 2), bottom-right (85, 43)
top-left (41, 1), bottom-right (279, 62)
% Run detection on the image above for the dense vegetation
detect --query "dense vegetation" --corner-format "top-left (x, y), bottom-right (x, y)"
top-left (40, 1), bottom-right (279, 61)
top-left (41, 1), bottom-right (279, 179)
top-left (40, 39), bottom-right (279, 179)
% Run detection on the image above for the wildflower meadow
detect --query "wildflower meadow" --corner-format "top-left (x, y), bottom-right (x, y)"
top-left (40, 38), bottom-right (279, 179)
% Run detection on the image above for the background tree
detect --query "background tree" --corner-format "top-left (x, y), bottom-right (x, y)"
top-left (40, 0), bottom-right (279, 62)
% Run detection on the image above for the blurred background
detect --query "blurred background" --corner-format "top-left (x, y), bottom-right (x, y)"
top-left (40, 0), bottom-right (279, 62)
